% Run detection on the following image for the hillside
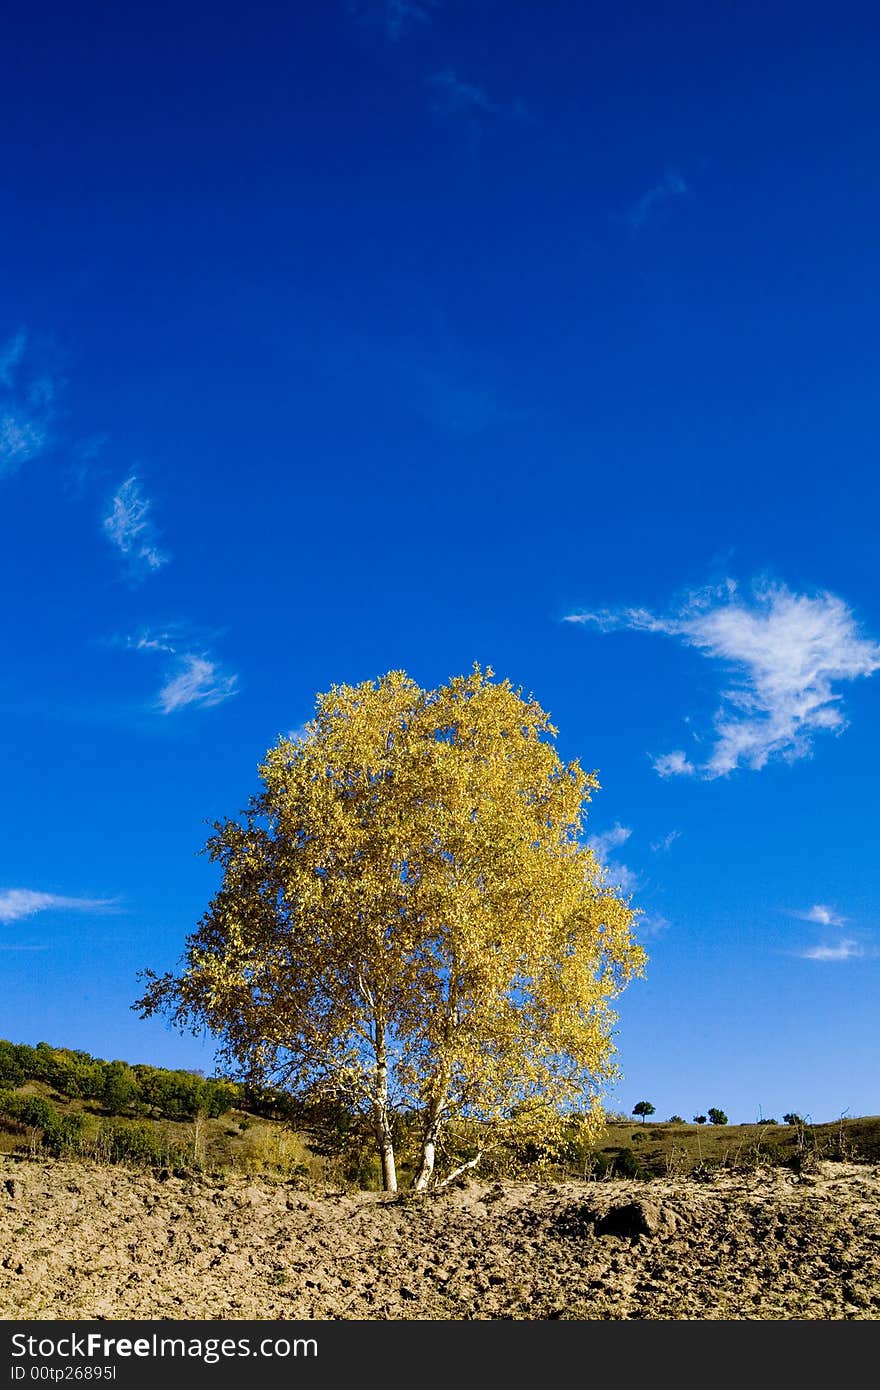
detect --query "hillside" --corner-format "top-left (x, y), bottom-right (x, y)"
top-left (2, 1036), bottom-right (880, 1187)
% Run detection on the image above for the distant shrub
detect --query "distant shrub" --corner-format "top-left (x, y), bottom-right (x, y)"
top-left (693, 1115), bottom-right (707, 1125)
top-left (783, 1112), bottom-right (804, 1126)
top-left (613, 1147), bottom-right (646, 1179)
top-left (8, 1094), bottom-right (57, 1129)
top-left (96, 1120), bottom-right (175, 1166)
top-left (238, 1126), bottom-right (312, 1180)
top-left (708, 1108), bottom-right (728, 1126)
top-left (667, 1115), bottom-right (684, 1124)
top-left (583, 1150), bottom-right (614, 1178)
top-left (0, 1093), bottom-right (85, 1155)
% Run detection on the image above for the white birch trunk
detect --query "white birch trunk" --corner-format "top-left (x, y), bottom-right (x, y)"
top-left (374, 1028), bottom-right (398, 1193)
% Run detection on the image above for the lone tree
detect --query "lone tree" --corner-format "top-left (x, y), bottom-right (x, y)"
top-left (707, 1107), bottom-right (728, 1126)
top-left (632, 1100), bottom-right (655, 1123)
top-left (134, 666), bottom-right (645, 1191)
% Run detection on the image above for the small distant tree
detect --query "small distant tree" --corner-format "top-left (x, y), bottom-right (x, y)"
top-left (782, 1112), bottom-right (803, 1126)
top-left (707, 1107), bottom-right (728, 1126)
top-left (693, 1114), bottom-right (707, 1124)
top-left (667, 1114), bottom-right (684, 1124)
top-left (632, 1100), bottom-right (655, 1123)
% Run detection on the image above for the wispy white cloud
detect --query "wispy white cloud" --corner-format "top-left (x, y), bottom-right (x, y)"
top-left (122, 627), bottom-right (240, 715)
top-left (157, 654), bottom-right (239, 714)
top-left (627, 171), bottom-right (688, 233)
top-left (789, 904), bottom-right (846, 927)
top-left (567, 580), bottom-right (880, 778)
top-left (426, 68), bottom-right (495, 115)
top-left (425, 68), bottom-right (527, 125)
top-left (652, 750), bottom-right (696, 778)
top-left (651, 829), bottom-right (682, 853)
top-left (125, 628), bottom-right (180, 655)
top-left (0, 888), bottom-right (118, 925)
top-left (349, 0), bottom-right (436, 41)
top-left (0, 331), bottom-right (27, 387)
top-left (586, 822), bottom-right (638, 894)
top-left (799, 939), bottom-right (864, 962)
top-left (0, 416), bottom-right (47, 472)
top-left (608, 862), bottom-right (639, 895)
top-left (639, 913), bottom-right (671, 938)
top-left (102, 475), bottom-right (169, 578)
top-left (587, 822), bottom-right (632, 861)
top-left (0, 330), bottom-right (55, 477)
top-left (387, 0), bottom-right (436, 39)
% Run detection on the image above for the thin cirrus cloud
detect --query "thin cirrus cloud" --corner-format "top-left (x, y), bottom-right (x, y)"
top-left (386, 0), bottom-right (436, 39)
top-left (157, 655), bottom-right (239, 714)
top-left (788, 904), bottom-right (847, 927)
top-left (639, 913), bottom-right (671, 938)
top-left (566, 580), bottom-right (880, 779)
top-left (102, 475), bottom-right (169, 578)
top-left (425, 69), bottom-right (527, 124)
top-left (650, 829), bottom-right (681, 854)
top-left (652, 751), bottom-right (696, 779)
top-left (349, 0), bottom-right (436, 42)
top-left (799, 939), bottom-right (864, 962)
top-left (626, 172), bottom-right (689, 233)
top-left (586, 822), bottom-right (639, 894)
top-left (426, 68), bottom-right (495, 115)
top-left (0, 888), bottom-right (118, 925)
top-left (587, 821), bottom-right (632, 862)
top-left (0, 330), bottom-right (55, 477)
top-left (125, 629), bottom-right (239, 714)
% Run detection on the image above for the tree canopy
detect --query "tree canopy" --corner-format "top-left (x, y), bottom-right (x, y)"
top-left (135, 666), bottom-right (646, 1190)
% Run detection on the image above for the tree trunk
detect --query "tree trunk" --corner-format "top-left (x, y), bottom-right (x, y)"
top-left (412, 1088), bottom-right (446, 1191)
top-left (373, 1029), bottom-right (398, 1193)
top-left (376, 1120), bottom-right (398, 1193)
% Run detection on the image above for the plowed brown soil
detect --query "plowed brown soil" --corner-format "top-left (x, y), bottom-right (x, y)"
top-left (2, 1156), bottom-right (878, 1320)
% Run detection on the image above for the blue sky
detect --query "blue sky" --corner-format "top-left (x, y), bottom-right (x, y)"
top-left (2, 0), bottom-right (878, 1125)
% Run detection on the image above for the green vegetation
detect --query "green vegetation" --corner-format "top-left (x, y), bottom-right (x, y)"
top-left (0, 1039), bottom-right (238, 1119)
top-left (1, 1036), bottom-right (878, 1186)
top-left (708, 1107), bottom-right (728, 1126)
top-left (632, 1100), bottom-right (655, 1123)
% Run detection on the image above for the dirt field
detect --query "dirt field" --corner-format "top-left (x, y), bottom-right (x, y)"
top-left (2, 1154), bottom-right (879, 1320)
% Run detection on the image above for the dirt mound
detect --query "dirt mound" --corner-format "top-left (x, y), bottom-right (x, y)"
top-left (2, 1156), bottom-right (879, 1319)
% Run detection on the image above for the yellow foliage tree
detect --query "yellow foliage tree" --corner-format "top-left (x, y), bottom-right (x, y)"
top-left (134, 665), bottom-right (646, 1191)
